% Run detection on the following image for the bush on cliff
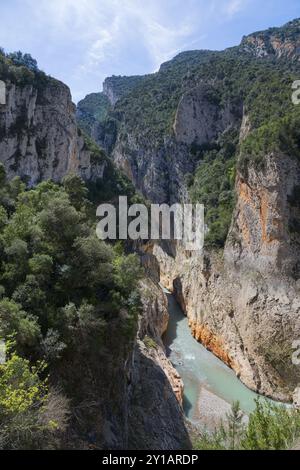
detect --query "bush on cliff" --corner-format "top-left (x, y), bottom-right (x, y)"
top-left (0, 340), bottom-right (69, 449)
top-left (8, 51), bottom-right (39, 72)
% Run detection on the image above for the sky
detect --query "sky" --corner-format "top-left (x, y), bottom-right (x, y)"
top-left (0, 0), bottom-right (299, 102)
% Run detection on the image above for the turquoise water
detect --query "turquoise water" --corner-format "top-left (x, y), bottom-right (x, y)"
top-left (163, 292), bottom-right (268, 421)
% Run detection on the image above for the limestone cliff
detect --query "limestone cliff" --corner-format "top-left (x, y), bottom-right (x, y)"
top-left (241, 18), bottom-right (300, 60)
top-left (150, 149), bottom-right (300, 401)
top-left (103, 75), bottom-right (144, 106)
top-left (0, 78), bottom-right (106, 185)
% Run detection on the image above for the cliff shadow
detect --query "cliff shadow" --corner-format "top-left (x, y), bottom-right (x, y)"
top-left (128, 346), bottom-right (192, 450)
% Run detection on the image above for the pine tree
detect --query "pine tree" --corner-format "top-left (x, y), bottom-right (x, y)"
top-left (225, 401), bottom-right (245, 450)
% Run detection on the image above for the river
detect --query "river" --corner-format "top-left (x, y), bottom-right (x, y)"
top-left (163, 292), bottom-right (268, 429)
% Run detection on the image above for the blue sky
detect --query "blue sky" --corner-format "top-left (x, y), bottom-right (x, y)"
top-left (0, 0), bottom-right (299, 102)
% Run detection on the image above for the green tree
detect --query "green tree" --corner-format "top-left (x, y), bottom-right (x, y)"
top-left (193, 399), bottom-right (300, 450)
top-left (62, 173), bottom-right (88, 210)
top-left (0, 299), bottom-right (41, 350)
top-left (0, 167), bottom-right (141, 448)
top-left (242, 399), bottom-right (300, 450)
top-left (8, 51), bottom-right (38, 71)
top-left (226, 401), bottom-right (244, 450)
top-left (113, 253), bottom-right (142, 295)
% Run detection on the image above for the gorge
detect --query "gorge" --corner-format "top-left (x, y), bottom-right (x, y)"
top-left (77, 18), bottom-right (300, 408)
top-left (0, 17), bottom-right (300, 450)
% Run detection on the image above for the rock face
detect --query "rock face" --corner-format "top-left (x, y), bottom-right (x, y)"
top-left (150, 150), bottom-right (300, 401)
top-left (112, 134), bottom-right (196, 203)
top-left (128, 341), bottom-right (189, 450)
top-left (174, 85), bottom-right (242, 146)
top-left (106, 84), bottom-right (242, 204)
top-left (0, 80), bottom-right (106, 185)
top-left (80, 90), bottom-right (242, 204)
top-left (128, 279), bottom-right (190, 450)
top-left (99, 278), bottom-right (190, 450)
top-left (103, 78), bottom-right (120, 106)
top-left (137, 278), bottom-right (185, 405)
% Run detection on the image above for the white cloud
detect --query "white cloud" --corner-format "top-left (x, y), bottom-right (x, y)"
top-left (133, 12), bottom-right (197, 69)
top-left (5, 0), bottom-right (252, 101)
top-left (25, 0), bottom-right (205, 75)
top-left (77, 0), bottom-right (203, 75)
top-left (224, 0), bottom-right (248, 18)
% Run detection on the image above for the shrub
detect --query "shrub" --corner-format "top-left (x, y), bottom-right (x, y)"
top-left (0, 344), bottom-right (68, 449)
top-left (193, 399), bottom-right (300, 450)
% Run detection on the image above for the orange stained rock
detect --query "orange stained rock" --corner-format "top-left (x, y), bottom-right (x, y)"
top-left (259, 189), bottom-right (269, 244)
top-left (189, 320), bottom-right (234, 369)
top-left (238, 180), bottom-right (255, 207)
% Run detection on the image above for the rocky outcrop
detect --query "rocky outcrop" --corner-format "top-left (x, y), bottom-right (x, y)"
top-left (109, 83), bottom-right (243, 203)
top-left (103, 78), bottom-right (120, 107)
top-left (138, 278), bottom-right (169, 341)
top-left (137, 278), bottom-right (185, 406)
top-left (241, 18), bottom-right (300, 60)
top-left (109, 85), bottom-right (242, 204)
top-left (0, 80), bottom-right (106, 185)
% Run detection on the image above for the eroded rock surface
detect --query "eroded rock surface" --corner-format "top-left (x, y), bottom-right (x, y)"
top-left (0, 80), bottom-right (106, 185)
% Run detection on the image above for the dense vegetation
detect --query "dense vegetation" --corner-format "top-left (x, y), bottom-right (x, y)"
top-left (189, 130), bottom-right (238, 247)
top-left (0, 165), bottom-right (142, 448)
top-left (80, 44), bottom-right (300, 143)
top-left (194, 400), bottom-right (300, 450)
top-left (104, 75), bottom-right (145, 102)
top-left (77, 93), bottom-right (111, 136)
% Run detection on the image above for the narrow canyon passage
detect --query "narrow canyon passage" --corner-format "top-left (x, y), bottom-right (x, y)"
top-left (163, 291), bottom-right (267, 430)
